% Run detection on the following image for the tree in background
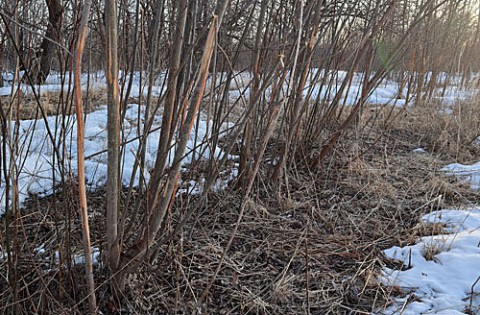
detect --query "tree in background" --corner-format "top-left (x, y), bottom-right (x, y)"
top-left (31, 0), bottom-right (63, 84)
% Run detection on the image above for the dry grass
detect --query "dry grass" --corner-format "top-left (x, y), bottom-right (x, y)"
top-left (0, 100), bottom-right (479, 314)
top-left (0, 88), bottom-right (118, 119)
top-left (391, 98), bottom-right (480, 163)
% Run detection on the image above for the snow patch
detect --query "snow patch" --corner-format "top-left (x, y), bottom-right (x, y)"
top-left (0, 104), bottom-right (230, 214)
top-left (442, 162), bottom-right (480, 190)
top-left (413, 148), bottom-right (428, 154)
top-left (381, 209), bottom-right (480, 314)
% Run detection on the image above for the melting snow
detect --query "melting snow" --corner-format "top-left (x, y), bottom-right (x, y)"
top-left (381, 159), bottom-right (480, 314)
top-left (443, 162), bottom-right (480, 190)
top-left (381, 209), bottom-right (480, 314)
top-left (0, 104), bottom-right (228, 214)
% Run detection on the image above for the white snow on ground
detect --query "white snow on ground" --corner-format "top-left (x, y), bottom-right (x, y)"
top-left (1, 68), bottom-right (443, 214)
top-left (72, 246), bottom-right (101, 265)
top-left (0, 103), bottom-right (227, 215)
top-left (381, 159), bottom-right (480, 314)
top-left (443, 162), bottom-right (480, 190)
top-left (1, 70), bottom-right (479, 287)
top-left (1, 70), bottom-right (476, 106)
top-left (29, 244), bottom-right (101, 267)
top-left (381, 209), bottom-right (480, 315)
top-left (0, 71), bottom-right (165, 98)
top-left (413, 148), bottom-right (428, 154)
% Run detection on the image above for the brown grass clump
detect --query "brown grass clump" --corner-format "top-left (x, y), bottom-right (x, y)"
top-left (0, 100), bottom-right (479, 314)
top-left (0, 88), bottom-right (113, 120)
top-left (392, 98), bottom-right (480, 163)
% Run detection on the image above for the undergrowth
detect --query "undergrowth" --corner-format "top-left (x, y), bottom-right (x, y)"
top-left (0, 99), bottom-right (479, 314)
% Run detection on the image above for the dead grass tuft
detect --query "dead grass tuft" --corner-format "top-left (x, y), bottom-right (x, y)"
top-left (391, 99), bottom-right (480, 163)
top-left (0, 88), bottom-right (116, 119)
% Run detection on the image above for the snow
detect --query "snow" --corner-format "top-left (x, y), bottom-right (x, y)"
top-left (1, 70), bottom-right (480, 312)
top-left (0, 242), bottom-right (101, 270)
top-left (0, 71), bottom-right (164, 98)
top-left (1, 69), bottom-right (476, 107)
top-left (413, 148), bottom-right (428, 154)
top-left (442, 162), bottom-right (480, 190)
top-left (72, 246), bottom-right (101, 265)
top-left (380, 92), bottom-right (480, 314)
top-left (0, 103), bottom-right (228, 215)
top-left (380, 160), bottom-right (480, 314)
top-left (4, 68), bottom-right (448, 214)
top-left (381, 209), bottom-right (480, 315)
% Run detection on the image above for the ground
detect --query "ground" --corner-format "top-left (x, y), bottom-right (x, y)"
top-left (1, 93), bottom-right (479, 314)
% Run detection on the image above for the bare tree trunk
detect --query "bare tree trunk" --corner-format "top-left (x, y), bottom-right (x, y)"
top-left (74, 0), bottom-right (97, 312)
top-left (237, 0), bottom-right (267, 190)
top-left (104, 0), bottom-right (121, 296)
top-left (33, 0), bottom-right (63, 84)
top-left (142, 0), bottom-right (166, 193)
top-left (120, 16), bottom-right (218, 272)
top-left (146, 0), bottom-right (188, 222)
top-left (271, 1), bottom-right (308, 181)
